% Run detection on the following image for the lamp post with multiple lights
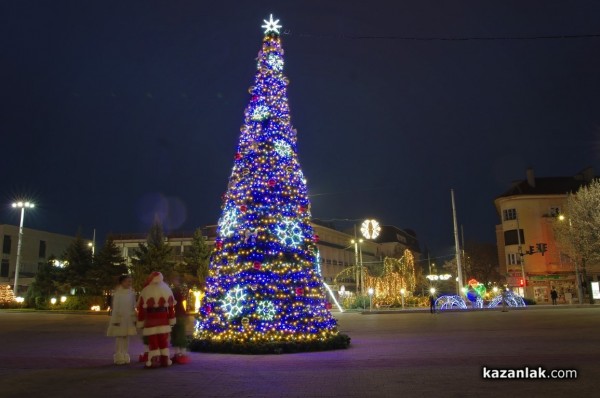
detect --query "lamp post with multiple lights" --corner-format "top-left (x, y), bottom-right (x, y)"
top-left (11, 201), bottom-right (34, 295)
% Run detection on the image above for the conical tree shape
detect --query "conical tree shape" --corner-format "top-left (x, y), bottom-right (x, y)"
top-left (197, 16), bottom-right (340, 347)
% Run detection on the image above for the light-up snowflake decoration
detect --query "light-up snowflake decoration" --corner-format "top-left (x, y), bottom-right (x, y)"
top-left (275, 218), bottom-right (304, 247)
top-left (267, 53), bottom-right (284, 71)
top-left (360, 219), bottom-right (381, 240)
top-left (261, 14), bottom-right (282, 35)
top-left (218, 206), bottom-right (239, 237)
top-left (251, 105), bottom-right (270, 121)
top-left (256, 300), bottom-right (276, 320)
top-left (274, 139), bottom-right (292, 158)
top-left (221, 285), bottom-right (246, 319)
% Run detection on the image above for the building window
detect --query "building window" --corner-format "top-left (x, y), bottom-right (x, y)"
top-left (2, 235), bottom-right (11, 255)
top-left (0, 259), bottom-right (8, 277)
top-left (549, 207), bottom-right (561, 217)
top-left (504, 229), bottom-right (525, 246)
top-left (503, 208), bottom-right (517, 221)
top-left (507, 253), bottom-right (520, 265)
top-left (38, 240), bottom-right (47, 258)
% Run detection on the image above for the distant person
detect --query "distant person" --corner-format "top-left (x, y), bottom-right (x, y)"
top-left (106, 274), bottom-right (137, 365)
top-left (170, 275), bottom-right (191, 364)
top-left (429, 293), bottom-right (436, 314)
top-left (551, 288), bottom-right (558, 305)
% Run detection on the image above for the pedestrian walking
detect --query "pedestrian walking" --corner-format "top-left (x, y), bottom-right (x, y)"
top-left (429, 293), bottom-right (436, 314)
top-left (551, 287), bottom-right (558, 305)
top-left (106, 274), bottom-right (137, 365)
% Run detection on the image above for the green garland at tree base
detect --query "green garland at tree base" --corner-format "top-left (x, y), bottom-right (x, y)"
top-left (189, 333), bottom-right (351, 354)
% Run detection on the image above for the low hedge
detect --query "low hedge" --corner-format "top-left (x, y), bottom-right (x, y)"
top-left (189, 333), bottom-right (351, 354)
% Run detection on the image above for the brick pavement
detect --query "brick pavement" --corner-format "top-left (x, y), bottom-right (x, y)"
top-left (0, 307), bottom-right (599, 397)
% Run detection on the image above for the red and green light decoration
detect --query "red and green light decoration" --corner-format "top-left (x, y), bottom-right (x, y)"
top-left (195, 15), bottom-right (339, 346)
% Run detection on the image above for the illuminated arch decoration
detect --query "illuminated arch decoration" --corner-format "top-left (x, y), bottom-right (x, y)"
top-left (487, 290), bottom-right (527, 308)
top-left (222, 285), bottom-right (247, 319)
top-left (435, 295), bottom-right (468, 310)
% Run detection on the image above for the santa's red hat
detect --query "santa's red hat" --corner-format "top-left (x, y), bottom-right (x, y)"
top-left (142, 271), bottom-right (164, 288)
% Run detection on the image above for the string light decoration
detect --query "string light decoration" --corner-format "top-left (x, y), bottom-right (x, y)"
top-left (335, 250), bottom-right (416, 307)
top-left (0, 284), bottom-right (16, 305)
top-left (194, 15), bottom-right (342, 351)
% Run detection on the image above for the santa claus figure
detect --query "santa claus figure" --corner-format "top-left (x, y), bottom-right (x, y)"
top-left (136, 271), bottom-right (176, 368)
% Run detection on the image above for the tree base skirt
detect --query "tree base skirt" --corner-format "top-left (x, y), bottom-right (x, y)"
top-left (188, 333), bottom-right (351, 354)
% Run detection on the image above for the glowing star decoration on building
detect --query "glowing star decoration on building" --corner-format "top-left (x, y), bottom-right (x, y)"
top-left (275, 218), bottom-right (304, 247)
top-left (274, 139), bottom-right (292, 158)
top-left (222, 285), bottom-right (246, 319)
top-left (360, 219), bottom-right (381, 239)
top-left (256, 300), bottom-right (276, 320)
top-left (261, 14), bottom-right (282, 35)
top-left (218, 206), bottom-right (239, 237)
top-left (194, 15), bottom-right (341, 351)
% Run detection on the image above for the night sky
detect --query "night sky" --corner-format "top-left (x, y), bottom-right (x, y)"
top-left (2, 1), bottom-right (599, 257)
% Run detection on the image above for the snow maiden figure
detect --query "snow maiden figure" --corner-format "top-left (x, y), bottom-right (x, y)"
top-left (106, 274), bottom-right (137, 365)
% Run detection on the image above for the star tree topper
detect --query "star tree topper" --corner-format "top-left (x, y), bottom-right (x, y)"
top-left (262, 14), bottom-right (282, 35)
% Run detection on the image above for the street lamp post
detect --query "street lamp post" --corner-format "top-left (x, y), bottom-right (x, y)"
top-left (11, 201), bottom-right (35, 295)
top-left (400, 288), bottom-right (405, 309)
top-left (558, 215), bottom-right (584, 304)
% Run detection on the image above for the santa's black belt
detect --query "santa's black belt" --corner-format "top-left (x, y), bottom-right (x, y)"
top-left (146, 307), bottom-right (168, 313)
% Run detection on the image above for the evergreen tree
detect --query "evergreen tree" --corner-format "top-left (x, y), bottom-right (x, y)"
top-left (88, 237), bottom-right (128, 294)
top-left (197, 16), bottom-right (340, 348)
top-left (131, 220), bottom-right (173, 290)
top-left (25, 257), bottom-right (66, 307)
top-left (63, 236), bottom-right (93, 294)
top-left (177, 228), bottom-right (211, 288)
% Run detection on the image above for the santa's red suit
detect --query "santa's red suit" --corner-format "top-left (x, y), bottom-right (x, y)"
top-left (136, 272), bottom-right (176, 367)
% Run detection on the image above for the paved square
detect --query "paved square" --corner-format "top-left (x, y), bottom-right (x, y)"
top-left (0, 307), bottom-right (598, 397)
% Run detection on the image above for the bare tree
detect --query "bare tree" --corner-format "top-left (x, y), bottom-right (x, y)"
top-left (553, 179), bottom-right (600, 303)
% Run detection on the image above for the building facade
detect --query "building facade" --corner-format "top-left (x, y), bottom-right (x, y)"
top-left (494, 167), bottom-right (596, 303)
top-left (111, 222), bottom-right (420, 292)
top-left (0, 225), bottom-right (80, 293)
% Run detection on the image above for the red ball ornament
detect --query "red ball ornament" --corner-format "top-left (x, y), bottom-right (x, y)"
top-left (295, 287), bottom-right (304, 296)
top-left (313, 234), bottom-right (320, 243)
top-left (252, 95), bottom-right (259, 102)
top-left (235, 152), bottom-right (242, 160)
top-left (215, 241), bottom-right (223, 250)
top-left (253, 261), bottom-right (262, 270)
top-left (268, 179), bottom-right (276, 187)
top-left (325, 302), bottom-right (332, 310)
top-left (298, 205), bottom-right (306, 213)
top-left (240, 205), bottom-right (247, 212)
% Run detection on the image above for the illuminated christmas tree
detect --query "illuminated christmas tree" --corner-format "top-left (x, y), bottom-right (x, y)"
top-left (194, 15), bottom-right (347, 352)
